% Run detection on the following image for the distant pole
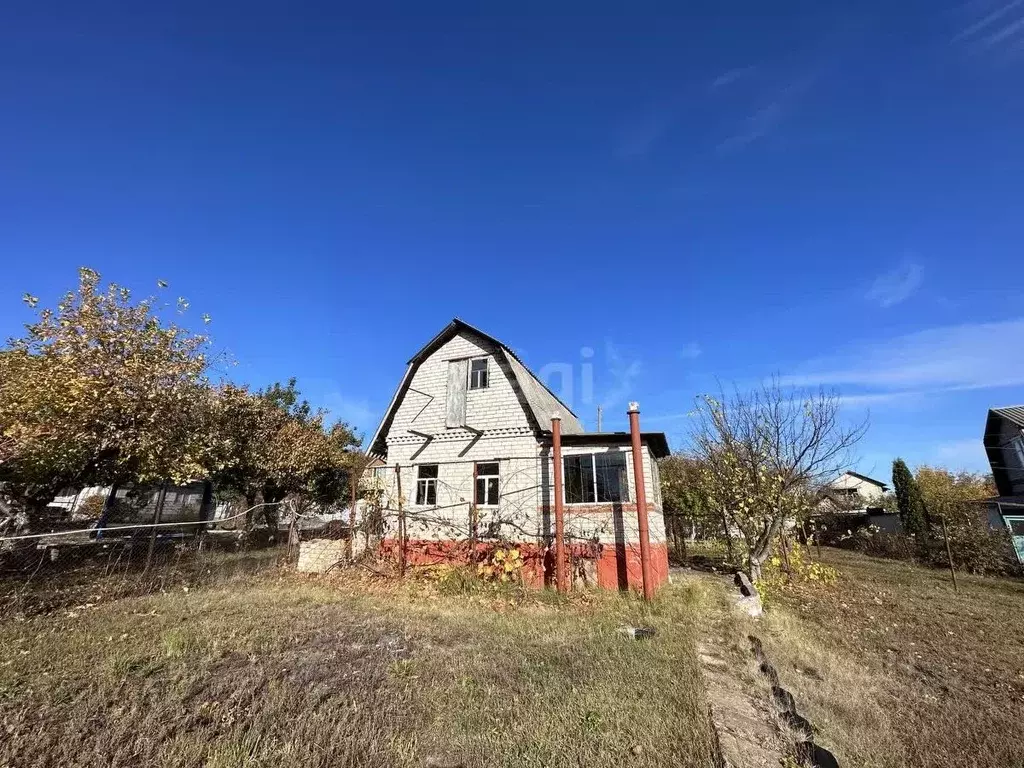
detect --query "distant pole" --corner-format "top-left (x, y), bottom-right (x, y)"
top-left (596, 405), bottom-right (603, 432)
top-left (941, 515), bottom-right (959, 593)
top-left (627, 402), bottom-right (655, 602)
top-left (552, 415), bottom-right (567, 594)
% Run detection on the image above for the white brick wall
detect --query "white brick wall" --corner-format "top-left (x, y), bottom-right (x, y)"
top-left (390, 331), bottom-right (533, 436)
top-left (377, 328), bottom-right (667, 549)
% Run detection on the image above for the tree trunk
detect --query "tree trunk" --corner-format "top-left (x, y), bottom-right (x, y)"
top-left (244, 492), bottom-right (258, 530)
top-left (95, 482), bottom-right (120, 538)
top-left (721, 507), bottom-right (735, 563)
top-left (749, 557), bottom-right (763, 582)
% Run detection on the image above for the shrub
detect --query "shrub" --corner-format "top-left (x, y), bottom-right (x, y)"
top-left (756, 541), bottom-right (838, 606)
top-left (929, 523), bottom-right (1020, 577)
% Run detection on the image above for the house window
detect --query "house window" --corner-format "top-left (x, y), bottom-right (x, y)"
top-left (475, 462), bottom-right (500, 506)
top-left (415, 465), bottom-right (438, 506)
top-left (563, 452), bottom-right (629, 504)
top-left (1012, 436), bottom-right (1024, 468)
top-left (469, 358), bottom-right (489, 389)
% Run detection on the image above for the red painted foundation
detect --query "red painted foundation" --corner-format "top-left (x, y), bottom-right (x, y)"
top-left (379, 537), bottom-right (670, 593)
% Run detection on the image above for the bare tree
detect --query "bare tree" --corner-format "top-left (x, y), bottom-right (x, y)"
top-left (690, 379), bottom-right (867, 580)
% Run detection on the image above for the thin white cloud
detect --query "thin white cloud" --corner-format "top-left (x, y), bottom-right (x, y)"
top-left (952, 0), bottom-right (1024, 53)
top-left (322, 391), bottom-right (376, 433)
top-left (954, 0), bottom-right (1024, 40)
top-left (679, 342), bottom-right (703, 360)
top-left (782, 318), bottom-right (1024, 392)
top-left (931, 438), bottom-right (989, 471)
top-left (598, 341), bottom-right (642, 407)
top-left (716, 72), bottom-right (818, 153)
top-left (710, 66), bottom-right (756, 90)
top-left (717, 102), bottom-right (784, 152)
top-left (835, 391), bottom-right (928, 408)
top-left (644, 411), bottom-right (697, 425)
top-left (985, 14), bottom-right (1024, 45)
top-left (617, 110), bottom-right (675, 158)
top-left (865, 261), bottom-right (924, 308)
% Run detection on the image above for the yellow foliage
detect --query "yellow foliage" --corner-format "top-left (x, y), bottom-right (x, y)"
top-left (756, 541), bottom-right (838, 606)
top-left (477, 547), bottom-right (525, 584)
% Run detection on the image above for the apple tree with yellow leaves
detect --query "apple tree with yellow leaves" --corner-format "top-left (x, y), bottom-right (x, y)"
top-left (690, 380), bottom-right (867, 580)
top-left (0, 268), bottom-right (215, 528)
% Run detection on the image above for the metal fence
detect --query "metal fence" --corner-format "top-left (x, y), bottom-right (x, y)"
top-left (0, 502), bottom-right (358, 616)
top-left (1, 453), bottom-right (665, 613)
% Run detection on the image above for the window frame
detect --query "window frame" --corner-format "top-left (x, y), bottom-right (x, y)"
top-left (468, 357), bottom-right (489, 390)
top-left (415, 464), bottom-right (438, 506)
top-left (1012, 435), bottom-right (1024, 468)
top-left (474, 461), bottom-right (500, 507)
top-left (562, 450), bottom-right (630, 505)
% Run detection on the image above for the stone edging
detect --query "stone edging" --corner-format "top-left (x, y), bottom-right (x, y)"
top-left (748, 634), bottom-right (840, 768)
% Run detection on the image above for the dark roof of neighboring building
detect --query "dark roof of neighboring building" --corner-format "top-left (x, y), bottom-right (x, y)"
top-left (991, 406), bottom-right (1024, 429)
top-left (984, 407), bottom-right (1024, 497)
top-left (840, 470), bottom-right (889, 489)
top-left (555, 431), bottom-right (671, 459)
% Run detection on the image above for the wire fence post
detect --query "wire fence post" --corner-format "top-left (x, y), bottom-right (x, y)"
top-left (395, 464), bottom-right (406, 577)
top-left (941, 515), bottom-right (959, 593)
top-left (469, 462), bottom-right (478, 563)
top-left (144, 481), bottom-right (168, 574)
top-left (348, 465), bottom-right (358, 562)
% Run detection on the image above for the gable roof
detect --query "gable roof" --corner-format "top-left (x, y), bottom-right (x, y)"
top-left (837, 470), bottom-right (889, 489)
top-left (984, 406), bottom-right (1024, 496)
top-left (368, 319), bottom-right (583, 457)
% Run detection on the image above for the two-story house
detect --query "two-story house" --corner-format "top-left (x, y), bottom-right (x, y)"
top-left (366, 319), bottom-right (671, 591)
top-left (983, 406), bottom-right (1024, 564)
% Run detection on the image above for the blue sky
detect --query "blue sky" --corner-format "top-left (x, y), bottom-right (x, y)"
top-left (2, 1), bottom-right (1023, 478)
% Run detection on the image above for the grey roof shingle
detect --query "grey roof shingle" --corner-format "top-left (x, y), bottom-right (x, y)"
top-left (992, 406), bottom-right (1024, 429)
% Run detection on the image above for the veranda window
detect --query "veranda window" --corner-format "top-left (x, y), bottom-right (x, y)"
top-left (563, 452), bottom-right (629, 504)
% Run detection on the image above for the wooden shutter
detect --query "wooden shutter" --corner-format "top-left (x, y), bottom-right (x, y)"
top-left (446, 359), bottom-right (469, 427)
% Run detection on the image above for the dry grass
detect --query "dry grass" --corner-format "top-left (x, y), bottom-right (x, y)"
top-left (0, 571), bottom-right (719, 768)
top-left (756, 547), bottom-right (1024, 768)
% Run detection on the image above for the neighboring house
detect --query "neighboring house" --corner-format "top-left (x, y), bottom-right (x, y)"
top-left (814, 471), bottom-right (900, 533)
top-left (826, 471), bottom-right (887, 507)
top-left (983, 406), bottom-right (1024, 564)
top-left (366, 318), bottom-right (671, 591)
top-left (49, 482), bottom-right (230, 524)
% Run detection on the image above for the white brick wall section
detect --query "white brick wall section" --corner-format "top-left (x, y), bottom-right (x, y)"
top-left (379, 329), bottom-right (667, 549)
top-left (375, 441), bottom-right (667, 547)
top-left (390, 332), bottom-right (533, 436)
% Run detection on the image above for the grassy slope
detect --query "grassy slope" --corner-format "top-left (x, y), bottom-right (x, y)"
top-left (0, 574), bottom-right (719, 768)
top-left (760, 548), bottom-right (1024, 768)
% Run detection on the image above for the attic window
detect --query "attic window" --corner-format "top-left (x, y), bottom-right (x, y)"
top-left (469, 358), bottom-right (489, 390)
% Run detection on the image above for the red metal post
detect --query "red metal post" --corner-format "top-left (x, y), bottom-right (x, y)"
top-left (627, 402), bottom-right (655, 602)
top-left (552, 415), bottom-right (567, 594)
